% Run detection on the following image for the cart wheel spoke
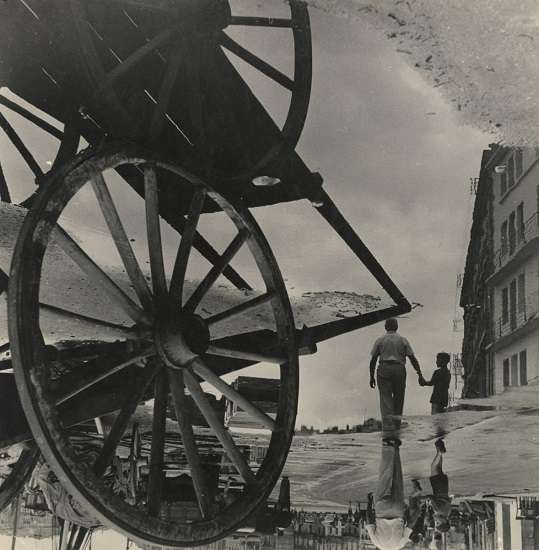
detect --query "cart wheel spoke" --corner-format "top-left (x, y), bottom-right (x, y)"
top-left (101, 27), bottom-right (177, 91)
top-left (55, 345), bottom-right (155, 405)
top-left (144, 164), bottom-right (168, 304)
top-left (184, 230), bottom-right (248, 313)
top-left (149, 43), bottom-right (184, 141)
top-left (52, 225), bottom-right (150, 326)
top-left (39, 302), bottom-right (146, 339)
top-left (169, 188), bottom-right (206, 305)
top-left (147, 368), bottom-right (168, 516)
top-left (191, 359), bottom-right (277, 431)
top-left (183, 370), bottom-right (256, 485)
top-left (206, 344), bottom-right (284, 365)
top-left (174, 217), bottom-right (252, 291)
top-left (91, 174), bottom-right (154, 314)
top-left (93, 362), bottom-right (160, 476)
top-left (0, 112), bottom-right (44, 178)
top-left (219, 32), bottom-right (294, 91)
top-left (0, 94), bottom-right (64, 140)
top-left (168, 370), bottom-right (212, 518)
top-left (53, 340), bottom-right (138, 361)
top-left (206, 292), bottom-right (273, 327)
top-left (229, 16), bottom-right (294, 28)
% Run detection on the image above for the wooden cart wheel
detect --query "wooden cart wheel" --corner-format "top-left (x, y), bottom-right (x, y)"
top-left (8, 144), bottom-right (298, 546)
top-left (0, 90), bottom-right (78, 511)
top-left (219, 0), bottom-right (312, 179)
top-left (0, 91), bottom-right (79, 510)
top-left (0, 90), bottom-right (80, 205)
top-left (66, 0), bottom-right (311, 180)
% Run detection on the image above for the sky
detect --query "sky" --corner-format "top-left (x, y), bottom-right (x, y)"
top-left (247, 7), bottom-right (489, 427)
top-left (0, 3), bottom-right (489, 432)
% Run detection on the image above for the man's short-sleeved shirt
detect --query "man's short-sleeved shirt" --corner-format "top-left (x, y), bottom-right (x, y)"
top-left (366, 519), bottom-right (412, 550)
top-left (371, 332), bottom-right (414, 366)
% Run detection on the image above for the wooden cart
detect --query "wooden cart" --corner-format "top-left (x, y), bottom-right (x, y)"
top-left (0, 0), bottom-right (411, 546)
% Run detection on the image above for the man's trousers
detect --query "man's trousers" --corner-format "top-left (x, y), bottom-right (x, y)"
top-left (377, 361), bottom-right (406, 439)
top-left (375, 444), bottom-right (405, 518)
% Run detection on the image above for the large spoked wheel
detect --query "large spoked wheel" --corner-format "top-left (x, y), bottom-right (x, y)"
top-left (220, 0), bottom-right (312, 179)
top-left (8, 145), bottom-right (298, 546)
top-left (0, 86), bottom-right (73, 513)
top-left (64, 0), bottom-right (310, 179)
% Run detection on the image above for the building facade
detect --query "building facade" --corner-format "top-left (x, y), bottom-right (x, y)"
top-left (460, 147), bottom-right (496, 397)
top-left (461, 145), bottom-right (539, 396)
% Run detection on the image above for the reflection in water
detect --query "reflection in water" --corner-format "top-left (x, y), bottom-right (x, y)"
top-left (2, 476), bottom-right (539, 549)
top-left (367, 439), bottom-right (452, 549)
top-left (0, 376), bottom-right (537, 549)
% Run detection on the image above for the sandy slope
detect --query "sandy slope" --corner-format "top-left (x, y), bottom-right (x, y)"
top-left (304, 0), bottom-right (539, 145)
top-left (0, 202), bottom-right (386, 345)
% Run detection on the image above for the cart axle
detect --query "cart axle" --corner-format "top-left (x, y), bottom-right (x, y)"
top-left (155, 312), bottom-right (210, 368)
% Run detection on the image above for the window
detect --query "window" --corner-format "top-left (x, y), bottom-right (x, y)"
top-left (519, 350), bottom-right (528, 386)
top-left (509, 280), bottom-right (517, 330)
top-left (501, 287), bottom-right (508, 323)
top-left (501, 221), bottom-right (508, 256)
top-left (510, 354), bottom-right (518, 386)
top-left (500, 172), bottom-right (507, 196)
top-left (517, 202), bottom-right (524, 243)
top-left (517, 273), bottom-right (526, 315)
top-left (515, 148), bottom-right (523, 179)
top-left (507, 156), bottom-right (515, 187)
top-left (503, 358), bottom-right (510, 387)
top-left (508, 212), bottom-right (516, 254)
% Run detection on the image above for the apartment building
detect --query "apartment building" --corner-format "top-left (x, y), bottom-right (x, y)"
top-left (489, 147), bottom-right (539, 392)
top-left (461, 145), bottom-right (539, 396)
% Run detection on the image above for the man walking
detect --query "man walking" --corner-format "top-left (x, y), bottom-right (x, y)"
top-left (420, 352), bottom-right (452, 414)
top-left (370, 318), bottom-right (423, 441)
top-left (366, 441), bottom-right (424, 549)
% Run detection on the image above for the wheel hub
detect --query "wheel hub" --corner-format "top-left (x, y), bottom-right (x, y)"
top-left (155, 311), bottom-right (210, 368)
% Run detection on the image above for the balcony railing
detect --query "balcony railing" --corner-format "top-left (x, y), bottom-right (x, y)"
top-left (494, 211), bottom-right (539, 270)
top-left (517, 497), bottom-right (539, 519)
top-left (496, 290), bottom-right (539, 340)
